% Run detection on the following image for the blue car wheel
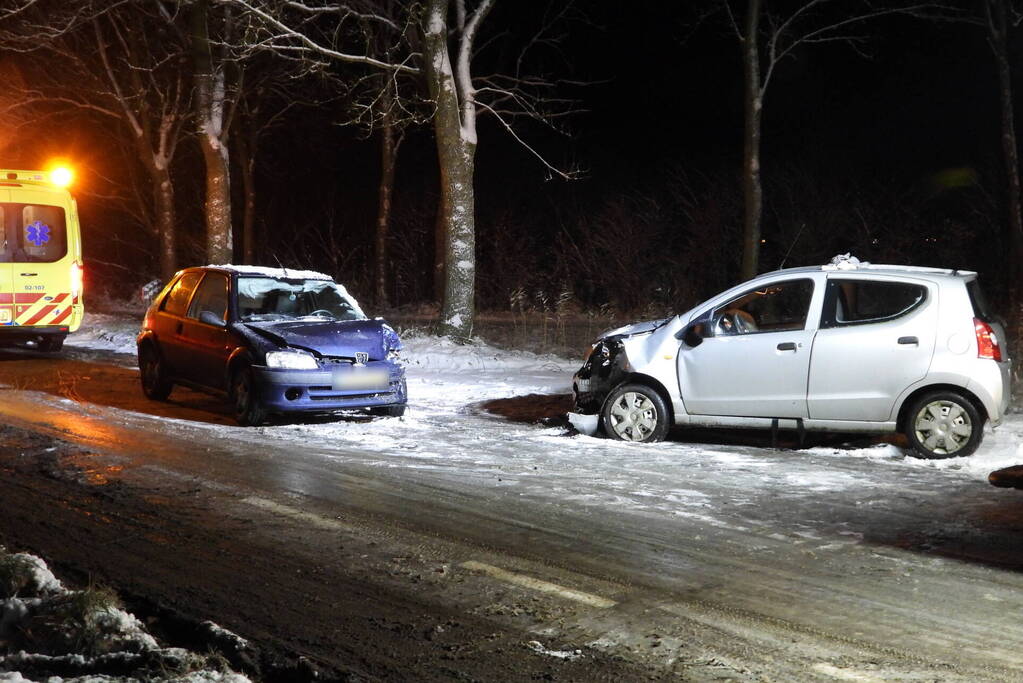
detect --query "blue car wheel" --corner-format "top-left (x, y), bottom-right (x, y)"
top-left (231, 365), bottom-right (267, 427)
top-left (139, 344), bottom-right (173, 401)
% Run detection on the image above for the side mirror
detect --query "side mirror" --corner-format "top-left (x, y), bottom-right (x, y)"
top-left (676, 321), bottom-right (707, 348)
top-left (199, 310), bottom-right (226, 327)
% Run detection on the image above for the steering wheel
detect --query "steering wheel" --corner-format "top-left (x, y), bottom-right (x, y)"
top-left (309, 309), bottom-right (334, 317)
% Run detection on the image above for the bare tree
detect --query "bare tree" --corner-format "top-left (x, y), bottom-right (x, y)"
top-left (189, 0), bottom-right (241, 264)
top-left (371, 76), bottom-right (407, 307)
top-left (206, 0), bottom-right (580, 336)
top-left (420, 0), bottom-right (494, 336)
top-left (231, 63), bottom-right (306, 264)
top-left (718, 0), bottom-right (933, 279)
top-left (980, 0), bottom-right (1023, 387)
top-left (0, 3), bottom-right (191, 280)
top-left (0, 1), bottom-right (256, 278)
top-left (94, 11), bottom-right (191, 279)
top-left (348, 3), bottom-right (426, 308)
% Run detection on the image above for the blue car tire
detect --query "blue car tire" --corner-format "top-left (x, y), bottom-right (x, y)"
top-left (231, 365), bottom-right (267, 427)
top-left (139, 344), bottom-right (173, 401)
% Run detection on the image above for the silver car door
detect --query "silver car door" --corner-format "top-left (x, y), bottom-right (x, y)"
top-left (807, 276), bottom-right (937, 422)
top-left (679, 277), bottom-right (822, 419)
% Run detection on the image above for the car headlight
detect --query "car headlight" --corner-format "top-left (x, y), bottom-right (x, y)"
top-left (265, 350), bottom-right (319, 370)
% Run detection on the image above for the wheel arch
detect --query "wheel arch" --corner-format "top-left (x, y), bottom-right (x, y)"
top-left (136, 332), bottom-right (160, 357)
top-left (226, 348), bottom-right (255, 385)
top-left (896, 383), bottom-right (987, 432)
top-left (603, 372), bottom-right (676, 424)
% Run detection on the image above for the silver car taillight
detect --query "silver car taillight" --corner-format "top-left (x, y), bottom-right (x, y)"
top-left (975, 318), bottom-right (1002, 362)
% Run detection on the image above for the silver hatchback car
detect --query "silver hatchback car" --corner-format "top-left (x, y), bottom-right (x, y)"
top-left (572, 256), bottom-right (1012, 458)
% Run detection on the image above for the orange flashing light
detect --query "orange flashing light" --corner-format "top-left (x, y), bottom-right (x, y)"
top-left (49, 166), bottom-right (73, 188)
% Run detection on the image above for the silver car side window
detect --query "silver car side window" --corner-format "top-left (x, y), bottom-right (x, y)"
top-left (712, 279), bottom-right (814, 335)
top-left (825, 279), bottom-right (926, 327)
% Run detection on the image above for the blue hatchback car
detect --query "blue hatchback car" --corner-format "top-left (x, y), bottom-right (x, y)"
top-left (137, 265), bottom-right (407, 425)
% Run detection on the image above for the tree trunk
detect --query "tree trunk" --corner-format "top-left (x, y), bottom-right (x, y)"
top-left (987, 0), bottom-right (1023, 391)
top-left (153, 165), bottom-right (177, 281)
top-left (375, 97), bottom-right (401, 307)
top-left (433, 194), bottom-right (447, 304)
top-left (191, 0), bottom-right (234, 265)
top-left (740, 0), bottom-right (763, 280)
top-left (236, 130), bottom-right (257, 264)
top-left (423, 0), bottom-right (476, 339)
top-left (134, 133), bottom-right (177, 280)
top-left (199, 137), bottom-right (233, 263)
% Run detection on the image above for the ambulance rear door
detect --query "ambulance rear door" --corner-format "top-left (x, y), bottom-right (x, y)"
top-left (10, 190), bottom-right (74, 328)
top-left (0, 189), bottom-right (14, 326)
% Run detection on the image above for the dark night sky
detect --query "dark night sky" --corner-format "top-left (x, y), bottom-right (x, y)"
top-left (0, 2), bottom-right (1011, 299)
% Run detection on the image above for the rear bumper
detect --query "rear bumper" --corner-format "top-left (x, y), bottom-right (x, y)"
top-left (252, 364), bottom-right (407, 413)
top-left (0, 303), bottom-right (83, 332)
top-left (966, 359), bottom-right (1012, 426)
top-left (0, 325), bottom-right (69, 344)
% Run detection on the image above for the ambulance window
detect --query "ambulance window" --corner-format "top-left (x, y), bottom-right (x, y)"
top-left (162, 272), bottom-right (202, 317)
top-left (19, 205), bottom-right (67, 263)
top-left (187, 273), bottom-right (229, 324)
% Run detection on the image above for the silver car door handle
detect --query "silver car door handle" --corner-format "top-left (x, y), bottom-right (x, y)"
top-left (898, 336), bottom-right (919, 345)
top-left (777, 342), bottom-right (797, 351)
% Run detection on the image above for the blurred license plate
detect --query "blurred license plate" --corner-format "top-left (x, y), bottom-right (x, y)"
top-left (332, 368), bottom-right (389, 390)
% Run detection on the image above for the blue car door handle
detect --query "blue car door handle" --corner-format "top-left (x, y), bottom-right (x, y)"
top-left (777, 342), bottom-right (797, 351)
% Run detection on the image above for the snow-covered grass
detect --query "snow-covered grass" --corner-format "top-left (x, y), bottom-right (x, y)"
top-left (0, 547), bottom-right (250, 682)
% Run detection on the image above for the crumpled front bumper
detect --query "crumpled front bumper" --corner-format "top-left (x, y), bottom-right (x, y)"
top-left (252, 362), bottom-right (407, 413)
top-left (572, 339), bottom-right (627, 414)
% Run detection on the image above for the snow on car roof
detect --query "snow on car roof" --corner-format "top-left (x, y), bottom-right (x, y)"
top-left (837, 263), bottom-right (977, 276)
top-left (207, 264), bottom-right (334, 280)
top-left (758, 254), bottom-right (976, 280)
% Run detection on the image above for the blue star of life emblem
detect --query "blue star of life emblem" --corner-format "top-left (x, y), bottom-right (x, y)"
top-left (25, 221), bottom-right (50, 247)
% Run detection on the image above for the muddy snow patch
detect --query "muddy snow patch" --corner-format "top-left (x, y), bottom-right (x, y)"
top-left (525, 640), bottom-right (583, 660)
top-left (0, 547), bottom-right (250, 682)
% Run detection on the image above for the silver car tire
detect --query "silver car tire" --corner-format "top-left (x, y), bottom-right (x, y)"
top-left (905, 391), bottom-right (982, 459)
top-left (601, 383), bottom-right (670, 443)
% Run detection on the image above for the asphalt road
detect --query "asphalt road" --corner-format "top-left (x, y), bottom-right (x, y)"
top-left (2, 346), bottom-right (1023, 682)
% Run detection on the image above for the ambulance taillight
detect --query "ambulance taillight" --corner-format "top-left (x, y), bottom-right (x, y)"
top-left (70, 262), bottom-right (83, 302)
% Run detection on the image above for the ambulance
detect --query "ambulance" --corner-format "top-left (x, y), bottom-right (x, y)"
top-left (0, 167), bottom-right (84, 352)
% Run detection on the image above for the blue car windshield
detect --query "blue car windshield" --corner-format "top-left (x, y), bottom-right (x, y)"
top-left (237, 277), bottom-right (366, 322)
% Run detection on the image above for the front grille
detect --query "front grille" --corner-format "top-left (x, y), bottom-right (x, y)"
top-left (309, 391), bottom-right (390, 401)
top-left (320, 357), bottom-right (355, 366)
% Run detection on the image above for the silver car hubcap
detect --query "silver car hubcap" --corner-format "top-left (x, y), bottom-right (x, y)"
top-left (609, 392), bottom-right (658, 442)
top-left (914, 400), bottom-right (972, 455)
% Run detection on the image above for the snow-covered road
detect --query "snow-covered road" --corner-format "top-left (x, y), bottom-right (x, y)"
top-left (5, 311), bottom-right (1023, 680)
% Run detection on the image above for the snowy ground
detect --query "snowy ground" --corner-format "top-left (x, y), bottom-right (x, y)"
top-left (71, 311), bottom-right (1023, 487)
top-left (4, 311), bottom-right (1023, 681)
top-left (0, 548), bottom-right (250, 683)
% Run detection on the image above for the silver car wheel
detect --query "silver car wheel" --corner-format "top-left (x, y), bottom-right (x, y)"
top-left (608, 391), bottom-right (659, 442)
top-left (913, 400), bottom-right (973, 455)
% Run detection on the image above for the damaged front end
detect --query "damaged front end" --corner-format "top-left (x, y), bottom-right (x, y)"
top-left (572, 337), bottom-right (629, 416)
top-left (570, 317), bottom-right (678, 436)
top-left (569, 337), bottom-right (629, 436)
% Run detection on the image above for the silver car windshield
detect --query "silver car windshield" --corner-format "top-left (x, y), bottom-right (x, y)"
top-left (236, 277), bottom-right (366, 322)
